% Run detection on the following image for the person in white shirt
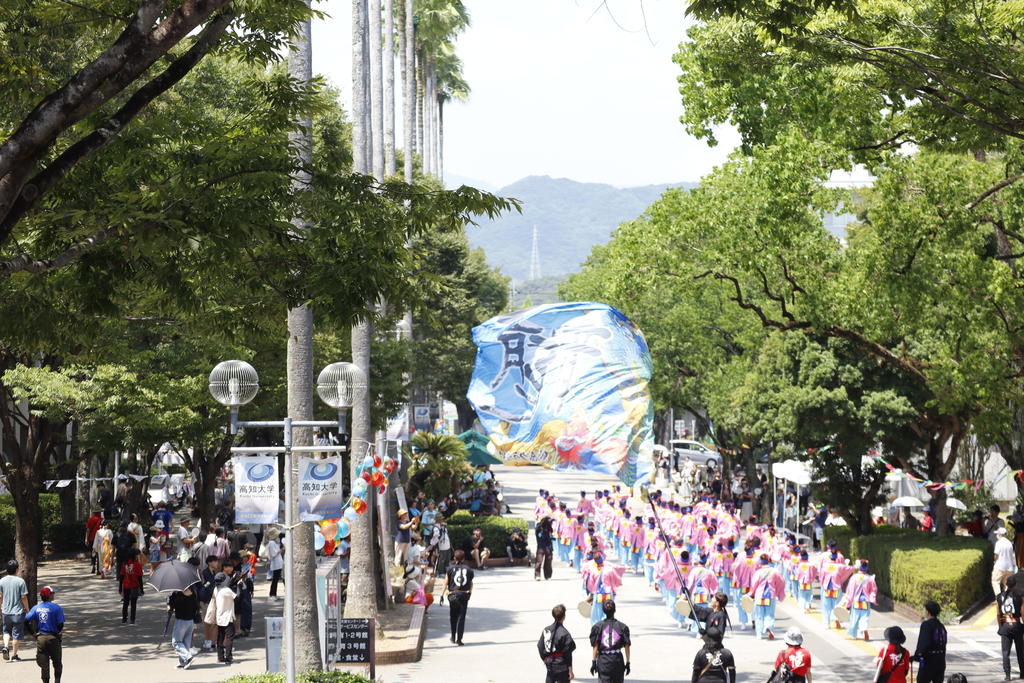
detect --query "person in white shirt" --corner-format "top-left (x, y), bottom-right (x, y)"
top-left (176, 519), bottom-right (195, 555)
top-left (127, 514), bottom-right (145, 552)
top-left (204, 573), bottom-right (236, 664)
top-left (265, 528), bottom-right (284, 600)
top-left (429, 517), bottom-right (452, 574)
top-left (994, 527), bottom-right (1017, 598)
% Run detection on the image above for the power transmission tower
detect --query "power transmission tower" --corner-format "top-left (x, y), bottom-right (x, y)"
top-left (528, 225), bottom-right (541, 281)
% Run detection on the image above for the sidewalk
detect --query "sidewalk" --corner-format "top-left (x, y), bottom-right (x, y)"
top-left (16, 557), bottom-right (281, 683)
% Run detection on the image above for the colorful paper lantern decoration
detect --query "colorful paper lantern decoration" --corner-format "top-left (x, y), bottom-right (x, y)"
top-left (352, 478), bottom-right (368, 495)
top-left (313, 529), bottom-right (326, 551)
top-left (373, 453), bottom-right (383, 468)
top-left (343, 507), bottom-right (358, 522)
top-left (361, 469), bottom-right (372, 483)
top-left (377, 485), bottom-right (386, 495)
top-left (371, 470), bottom-right (385, 487)
top-left (352, 497), bottom-right (368, 514)
top-left (361, 455), bottom-right (375, 471)
top-left (321, 521), bottom-right (338, 540)
top-left (337, 519), bottom-right (350, 539)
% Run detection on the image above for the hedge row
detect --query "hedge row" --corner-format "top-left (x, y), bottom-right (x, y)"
top-left (823, 525), bottom-right (992, 617)
top-left (445, 512), bottom-right (528, 560)
top-left (0, 494), bottom-right (84, 560)
top-left (223, 672), bottom-right (370, 683)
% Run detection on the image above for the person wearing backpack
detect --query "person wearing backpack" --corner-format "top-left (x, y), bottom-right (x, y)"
top-left (689, 625), bottom-right (735, 683)
top-left (873, 626), bottom-right (910, 683)
top-left (772, 627), bottom-right (812, 683)
top-left (998, 575), bottom-right (1024, 681)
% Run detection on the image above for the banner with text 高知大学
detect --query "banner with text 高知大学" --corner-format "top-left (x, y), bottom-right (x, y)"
top-left (298, 455), bottom-right (344, 521)
top-left (467, 302), bottom-right (654, 486)
top-left (233, 455), bottom-right (279, 524)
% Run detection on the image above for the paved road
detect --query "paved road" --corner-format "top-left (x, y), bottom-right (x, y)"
top-left (378, 465), bottom-right (1008, 683)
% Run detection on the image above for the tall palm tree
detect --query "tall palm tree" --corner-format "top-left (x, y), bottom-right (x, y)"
top-left (434, 42), bottom-right (468, 184)
top-left (401, 0), bottom-right (415, 183)
top-left (347, 0), bottom-right (377, 624)
top-left (369, 0), bottom-right (384, 180)
top-left (383, 0), bottom-right (397, 176)
top-left (286, 0), bottom-right (323, 671)
top-left (414, 0), bottom-right (469, 179)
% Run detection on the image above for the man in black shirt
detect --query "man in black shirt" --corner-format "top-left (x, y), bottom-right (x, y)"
top-left (538, 603), bottom-right (576, 683)
top-left (97, 482), bottom-right (114, 519)
top-left (691, 625), bottom-right (736, 683)
top-left (999, 576), bottom-right (1024, 681)
top-left (535, 517), bottom-right (554, 581)
top-left (912, 600), bottom-right (946, 683)
top-left (445, 550), bottom-right (474, 646)
top-left (463, 527), bottom-right (491, 569)
top-left (590, 599), bottom-right (630, 683)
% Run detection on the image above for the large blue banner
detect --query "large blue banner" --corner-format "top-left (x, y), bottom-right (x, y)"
top-left (467, 302), bottom-right (654, 485)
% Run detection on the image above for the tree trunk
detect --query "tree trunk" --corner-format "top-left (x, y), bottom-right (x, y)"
top-left (353, 0), bottom-right (369, 173)
top-left (437, 96), bottom-right (444, 184)
top-left (346, 318), bottom-right (378, 620)
top-left (455, 399), bottom-right (475, 433)
top-left (196, 458), bottom-right (219, 533)
top-left (286, 305), bottom-right (321, 670)
top-left (416, 48), bottom-right (425, 171)
top-left (403, 0), bottom-right (415, 183)
top-left (383, 0), bottom-right (396, 176)
top-left (347, 0), bottom-right (379, 624)
top-left (369, 0), bottom-right (385, 180)
top-left (11, 474), bottom-right (42, 601)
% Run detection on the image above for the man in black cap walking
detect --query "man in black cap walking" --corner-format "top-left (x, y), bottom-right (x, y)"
top-left (912, 600), bottom-right (946, 683)
top-left (538, 603), bottom-right (576, 682)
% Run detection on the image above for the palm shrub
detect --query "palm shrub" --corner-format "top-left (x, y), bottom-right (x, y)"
top-left (406, 431), bottom-right (474, 501)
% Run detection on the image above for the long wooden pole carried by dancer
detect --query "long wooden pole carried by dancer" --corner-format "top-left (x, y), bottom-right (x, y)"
top-left (643, 486), bottom-right (704, 635)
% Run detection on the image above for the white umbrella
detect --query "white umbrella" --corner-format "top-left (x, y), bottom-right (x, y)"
top-left (945, 497), bottom-right (967, 510)
top-left (892, 496), bottom-right (925, 507)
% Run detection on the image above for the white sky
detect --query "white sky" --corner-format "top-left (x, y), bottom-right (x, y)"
top-left (312, 0), bottom-right (741, 189)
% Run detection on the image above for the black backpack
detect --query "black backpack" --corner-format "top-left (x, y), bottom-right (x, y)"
top-left (947, 675), bottom-right (968, 683)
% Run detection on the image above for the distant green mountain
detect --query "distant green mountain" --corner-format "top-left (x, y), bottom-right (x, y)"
top-left (465, 175), bottom-right (697, 284)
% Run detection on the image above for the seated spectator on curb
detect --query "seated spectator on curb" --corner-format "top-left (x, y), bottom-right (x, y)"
top-left (462, 527), bottom-right (491, 569)
top-left (506, 530), bottom-right (529, 565)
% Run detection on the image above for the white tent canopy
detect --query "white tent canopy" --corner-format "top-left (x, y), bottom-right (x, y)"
top-left (772, 459), bottom-right (813, 486)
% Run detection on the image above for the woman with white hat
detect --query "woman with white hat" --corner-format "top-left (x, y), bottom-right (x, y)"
top-left (772, 627), bottom-right (812, 683)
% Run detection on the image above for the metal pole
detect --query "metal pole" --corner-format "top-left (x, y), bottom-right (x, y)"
top-left (283, 417), bottom-right (296, 683)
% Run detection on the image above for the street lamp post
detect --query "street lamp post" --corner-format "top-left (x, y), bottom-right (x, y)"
top-left (209, 360), bottom-right (364, 683)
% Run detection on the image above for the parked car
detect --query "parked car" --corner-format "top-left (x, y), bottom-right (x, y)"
top-left (669, 439), bottom-right (723, 469)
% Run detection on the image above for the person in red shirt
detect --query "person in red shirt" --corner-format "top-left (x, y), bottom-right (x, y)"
top-left (773, 627), bottom-right (812, 683)
top-left (118, 548), bottom-right (144, 625)
top-left (875, 626), bottom-right (911, 683)
top-left (85, 509), bottom-right (103, 575)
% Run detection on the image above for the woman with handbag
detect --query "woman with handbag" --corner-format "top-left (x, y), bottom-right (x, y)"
top-left (689, 625), bottom-right (735, 683)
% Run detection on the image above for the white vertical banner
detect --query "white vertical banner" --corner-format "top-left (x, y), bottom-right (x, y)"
top-left (233, 455), bottom-right (279, 524)
top-left (298, 455), bottom-right (344, 521)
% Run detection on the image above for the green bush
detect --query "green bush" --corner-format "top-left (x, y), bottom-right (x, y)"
top-left (445, 509), bottom-right (474, 524)
top-left (223, 672), bottom-right (371, 683)
top-left (823, 525), bottom-right (993, 617)
top-left (889, 548), bottom-right (987, 619)
top-left (0, 494), bottom-right (74, 559)
top-left (446, 515), bottom-right (528, 559)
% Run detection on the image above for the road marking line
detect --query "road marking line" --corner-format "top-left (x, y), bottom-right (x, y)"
top-left (965, 638), bottom-right (1000, 658)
